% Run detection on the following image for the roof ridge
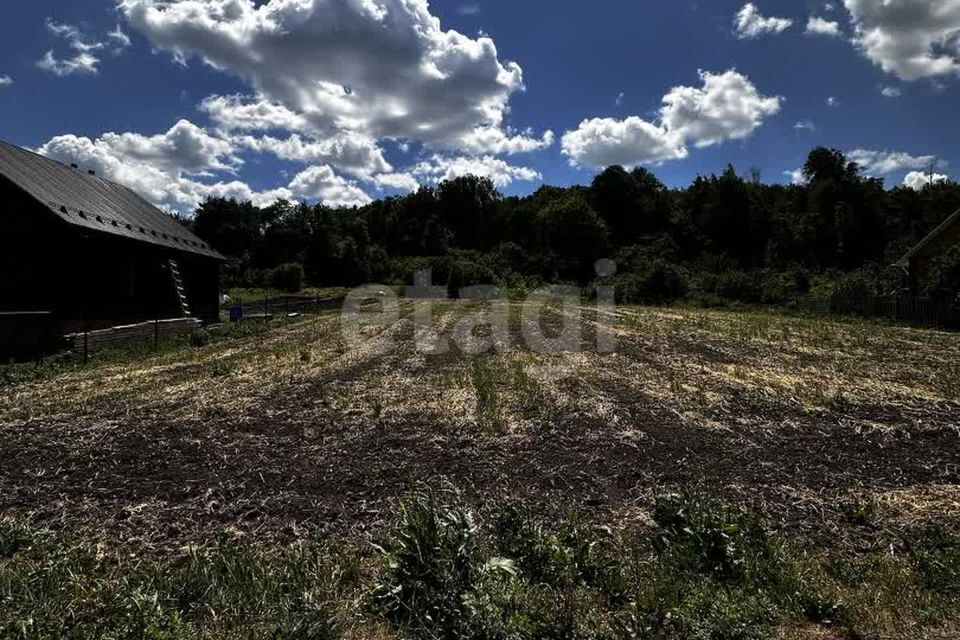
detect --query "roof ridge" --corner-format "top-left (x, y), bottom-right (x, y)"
top-left (0, 140), bottom-right (223, 260)
top-left (895, 207), bottom-right (960, 268)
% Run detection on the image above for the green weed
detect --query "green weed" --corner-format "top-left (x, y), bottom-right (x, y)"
top-left (471, 356), bottom-right (503, 434)
top-left (509, 360), bottom-right (547, 420)
top-left (911, 528), bottom-right (960, 594)
top-left (372, 486), bottom-right (480, 635)
top-left (2, 492), bottom-right (959, 640)
top-left (0, 520), bottom-right (355, 640)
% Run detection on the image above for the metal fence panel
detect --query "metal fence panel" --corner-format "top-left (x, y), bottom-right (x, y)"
top-left (797, 293), bottom-right (958, 329)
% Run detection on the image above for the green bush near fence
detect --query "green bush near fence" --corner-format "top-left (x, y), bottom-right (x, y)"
top-left (269, 263), bottom-right (305, 293)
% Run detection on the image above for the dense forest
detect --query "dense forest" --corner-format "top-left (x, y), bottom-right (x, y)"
top-left (186, 147), bottom-right (960, 306)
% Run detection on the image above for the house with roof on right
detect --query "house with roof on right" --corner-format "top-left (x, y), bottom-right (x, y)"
top-left (895, 209), bottom-right (960, 298)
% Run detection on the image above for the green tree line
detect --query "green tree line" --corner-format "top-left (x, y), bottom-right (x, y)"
top-left (188, 147), bottom-right (960, 305)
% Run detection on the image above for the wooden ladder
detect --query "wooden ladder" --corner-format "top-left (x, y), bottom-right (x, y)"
top-left (167, 259), bottom-right (192, 317)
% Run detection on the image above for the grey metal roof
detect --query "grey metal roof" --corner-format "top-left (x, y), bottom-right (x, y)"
top-left (895, 208), bottom-right (960, 268)
top-left (0, 140), bottom-right (223, 259)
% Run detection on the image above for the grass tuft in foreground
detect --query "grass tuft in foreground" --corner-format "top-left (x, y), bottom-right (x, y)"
top-left (3, 491), bottom-right (960, 639)
top-left (371, 489), bottom-right (960, 639)
top-left (0, 520), bottom-right (360, 640)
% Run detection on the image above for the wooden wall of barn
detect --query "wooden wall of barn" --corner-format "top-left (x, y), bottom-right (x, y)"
top-left (1, 179), bottom-right (221, 342)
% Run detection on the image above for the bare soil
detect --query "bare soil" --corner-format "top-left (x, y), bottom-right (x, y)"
top-left (1, 301), bottom-right (958, 551)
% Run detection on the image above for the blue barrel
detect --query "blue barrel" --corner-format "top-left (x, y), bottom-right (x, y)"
top-left (229, 305), bottom-right (243, 322)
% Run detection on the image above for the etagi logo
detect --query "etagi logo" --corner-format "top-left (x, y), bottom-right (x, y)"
top-left (340, 260), bottom-right (619, 367)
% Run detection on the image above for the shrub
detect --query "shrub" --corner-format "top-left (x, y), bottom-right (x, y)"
top-left (700, 270), bottom-right (764, 304)
top-left (270, 263), bottom-right (305, 293)
top-left (373, 487), bottom-right (479, 635)
top-left (243, 267), bottom-right (270, 289)
top-left (364, 244), bottom-right (391, 283)
top-left (489, 500), bottom-right (628, 603)
top-left (649, 492), bottom-right (848, 632)
top-left (447, 254), bottom-right (498, 298)
top-left (811, 263), bottom-right (899, 298)
top-left (609, 260), bottom-right (688, 305)
top-left (492, 241), bottom-right (527, 274)
top-left (758, 270), bottom-right (803, 305)
top-left (189, 328), bottom-right (212, 347)
top-left (373, 488), bottom-right (624, 639)
top-left (498, 274), bottom-right (546, 300)
top-left (387, 256), bottom-right (450, 290)
top-left (653, 492), bottom-right (775, 582)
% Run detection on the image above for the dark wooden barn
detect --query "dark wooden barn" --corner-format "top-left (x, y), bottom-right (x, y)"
top-left (0, 140), bottom-right (223, 359)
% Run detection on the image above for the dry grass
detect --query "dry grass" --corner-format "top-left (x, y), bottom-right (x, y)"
top-left (2, 301), bottom-right (960, 638)
top-left (0, 301), bottom-right (958, 550)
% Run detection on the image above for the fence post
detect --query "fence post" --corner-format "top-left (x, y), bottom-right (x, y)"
top-left (154, 318), bottom-right (159, 350)
top-left (36, 317), bottom-right (47, 368)
top-left (265, 289), bottom-right (270, 317)
top-left (83, 328), bottom-right (89, 365)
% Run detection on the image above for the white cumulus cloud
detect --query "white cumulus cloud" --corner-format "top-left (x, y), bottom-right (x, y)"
top-left (200, 94), bottom-right (313, 134)
top-left (37, 49), bottom-right (100, 77)
top-left (805, 16), bottom-right (842, 37)
top-left (734, 3), bottom-right (793, 38)
top-left (371, 171), bottom-right (421, 192)
top-left (107, 25), bottom-right (132, 49)
top-left (237, 133), bottom-right (392, 181)
top-left (37, 18), bottom-right (131, 76)
top-left (119, 0), bottom-right (548, 154)
top-left (661, 70), bottom-right (783, 148)
top-left (848, 149), bottom-right (937, 175)
top-left (784, 168), bottom-right (807, 185)
top-left (561, 117), bottom-right (687, 168)
top-left (843, 0), bottom-right (960, 80)
top-left (457, 127), bottom-right (554, 156)
top-left (562, 69), bottom-right (781, 169)
top-left (287, 165), bottom-right (372, 207)
top-left (36, 122), bottom-right (300, 211)
top-left (903, 171), bottom-right (949, 189)
top-left (0, 75), bottom-right (11, 87)
top-left (411, 155), bottom-right (540, 188)
top-left (96, 119), bottom-right (241, 175)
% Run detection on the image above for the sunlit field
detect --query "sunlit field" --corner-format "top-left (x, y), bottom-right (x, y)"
top-left (2, 301), bottom-right (959, 639)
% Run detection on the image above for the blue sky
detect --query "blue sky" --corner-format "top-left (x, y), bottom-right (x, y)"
top-left (0, 0), bottom-right (957, 211)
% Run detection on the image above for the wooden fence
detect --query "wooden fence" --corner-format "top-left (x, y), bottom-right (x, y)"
top-left (64, 317), bottom-right (202, 355)
top-left (797, 293), bottom-right (959, 329)
top-left (227, 294), bottom-right (346, 319)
